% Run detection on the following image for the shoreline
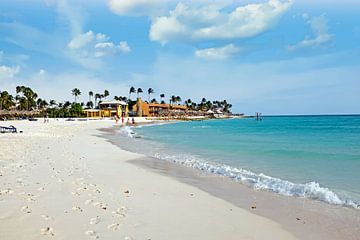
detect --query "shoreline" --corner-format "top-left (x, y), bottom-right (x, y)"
top-left (1, 119), bottom-right (299, 240)
top-left (100, 124), bottom-right (360, 240)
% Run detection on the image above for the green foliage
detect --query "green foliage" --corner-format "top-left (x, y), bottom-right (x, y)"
top-left (0, 91), bottom-right (15, 110)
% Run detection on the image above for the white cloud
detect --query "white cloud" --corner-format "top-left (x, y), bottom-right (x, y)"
top-left (67, 30), bottom-right (130, 61)
top-left (96, 33), bottom-right (109, 42)
top-left (288, 15), bottom-right (334, 51)
top-left (0, 65), bottom-right (20, 80)
top-left (94, 41), bottom-right (131, 58)
top-left (149, 0), bottom-right (293, 44)
top-left (195, 44), bottom-right (241, 60)
top-left (68, 30), bottom-right (94, 49)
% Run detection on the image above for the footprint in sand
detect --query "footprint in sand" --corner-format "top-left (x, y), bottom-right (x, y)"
top-left (40, 227), bottom-right (55, 236)
top-left (107, 223), bottom-right (120, 231)
top-left (93, 202), bottom-right (107, 210)
top-left (41, 214), bottom-right (51, 220)
top-left (37, 187), bottom-right (45, 191)
top-left (89, 216), bottom-right (100, 225)
top-left (21, 205), bottom-right (32, 214)
top-left (112, 207), bottom-right (126, 217)
top-left (77, 187), bottom-right (88, 192)
top-left (71, 206), bottom-right (83, 212)
top-left (0, 188), bottom-right (14, 195)
top-left (85, 230), bottom-right (99, 239)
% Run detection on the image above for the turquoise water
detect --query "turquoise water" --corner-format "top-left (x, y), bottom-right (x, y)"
top-left (122, 116), bottom-right (360, 208)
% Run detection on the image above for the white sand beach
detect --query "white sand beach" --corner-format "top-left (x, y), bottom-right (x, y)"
top-left (0, 119), bottom-right (298, 240)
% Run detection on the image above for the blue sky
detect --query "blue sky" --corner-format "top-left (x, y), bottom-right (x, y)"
top-left (0, 0), bottom-right (359, 115)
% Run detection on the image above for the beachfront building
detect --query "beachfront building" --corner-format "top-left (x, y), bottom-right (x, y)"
top-left (84, 100), bottom-right (128, 118)
top-left (132, 98), bottom-right (187, 117)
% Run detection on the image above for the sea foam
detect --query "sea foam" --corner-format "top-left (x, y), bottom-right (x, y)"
top-left (153, 152), bottom-right (359, 209)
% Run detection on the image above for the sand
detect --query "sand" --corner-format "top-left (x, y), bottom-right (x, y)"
top-left (0, 119), bottom-right (298, 240)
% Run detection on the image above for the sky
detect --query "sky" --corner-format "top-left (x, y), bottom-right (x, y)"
top-left (0, 0), bottom-right (359, 115)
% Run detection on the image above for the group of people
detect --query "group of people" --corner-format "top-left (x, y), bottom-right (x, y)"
top-left (115, 115), bottom-right (136, 125)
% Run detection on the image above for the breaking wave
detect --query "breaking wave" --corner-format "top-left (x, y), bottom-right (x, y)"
top-left (152, 152), bottom-right (359, 209)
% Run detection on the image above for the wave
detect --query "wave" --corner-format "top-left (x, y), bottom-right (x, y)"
top-left (120, 126), bottom-right (135, 138)
top-left (152, 152), bottom-right (359, 209)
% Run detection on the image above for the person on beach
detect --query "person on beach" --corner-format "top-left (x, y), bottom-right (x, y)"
top-left (132, 117), bottom-right (135, 125)
top-left (127, 118), bottom-right (130, 125)
top-left (44, 113), bottom-right (49, 123)
top-left (115, 114), bottom-right (119, 124)
top-left (122, 116), bottom-right (124, 125)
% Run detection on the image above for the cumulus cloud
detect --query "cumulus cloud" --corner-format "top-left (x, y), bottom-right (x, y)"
top-left (288, 15), bottom-right (334, 51)
top-left (68, 31), bottom-right (95, 49)
top-left (0, 65), bottom-right (20, 80)
top-left (149, 0), bottom-right (293, 44)
top-left (94, 41), bottom-right (131, 57)
top-left (67, 30), bottom-right (131, 59)
top-left (195, 44), bottom-right (241, 60)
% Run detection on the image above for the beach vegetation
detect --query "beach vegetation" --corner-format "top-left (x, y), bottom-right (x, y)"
top-left (0, 85), bottom-right (233, 119)
top-left (129, 86), bottom-right (136, 100)
top-left (148, 88), bottom-right (155, 102)
top-left (72, 88), bottom-right (81, 103)
top-left (137, 88), bottom-right (143, 98)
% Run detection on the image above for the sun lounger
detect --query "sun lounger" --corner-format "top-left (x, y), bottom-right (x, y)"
top-left (0, 125), bottom-right (17, 133)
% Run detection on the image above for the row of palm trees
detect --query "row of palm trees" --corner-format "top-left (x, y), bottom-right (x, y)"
top-left (1, 86), bottom-right (232, 114)
top-left (125, 87), bottom-right (232, 113)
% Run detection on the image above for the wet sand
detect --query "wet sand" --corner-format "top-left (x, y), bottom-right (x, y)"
top-left (100, 125), bottom-right (360, 240)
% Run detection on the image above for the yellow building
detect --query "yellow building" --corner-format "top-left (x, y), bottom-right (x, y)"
top-left (132, 98), bottom-right (187, 117)
top-left (84, 100), bottom-right (128, 118)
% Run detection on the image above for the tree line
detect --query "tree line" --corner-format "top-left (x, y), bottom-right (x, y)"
top-left (0, 85), bottom-right (232, 117)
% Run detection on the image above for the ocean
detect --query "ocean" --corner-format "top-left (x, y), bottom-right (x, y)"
top-left (116, 115), bottom-right (360, 208)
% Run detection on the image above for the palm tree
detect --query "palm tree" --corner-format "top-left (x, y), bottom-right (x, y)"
top-left (129, 86), bottom-right (136, 100)
top-left (0, 91), bottom-right (14, 110)
top-left (49, 99), bottom-right (56, 107)
top-left (22, 87), bottom-right (37, 110)
top-left (170, 95), bottom-right (177, 105)
top-left (104, 90), bottom-right (109, 100)
top-left (137, 88), bottom-right (143, 99)
top-left (147, 88), bottom-right (155, 102)
top-left (160, 94), bottom-right (165, 104)
top-left (95, 93), bottom-right (101, 108)
top-left (176, 96), bottom-right (181, 104)
top-left (86, 101), bottom-right (94, 109)
top-left (72, 88), bottom-right (81, 103)
top-left (37, 98), bottom-right (43, 109)
top-left (63, 101), bottom-right (71, 109)
top-left (191, 102), bottom-right (197, 110)
top-left (88, 91), bottom-right (93, 104)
